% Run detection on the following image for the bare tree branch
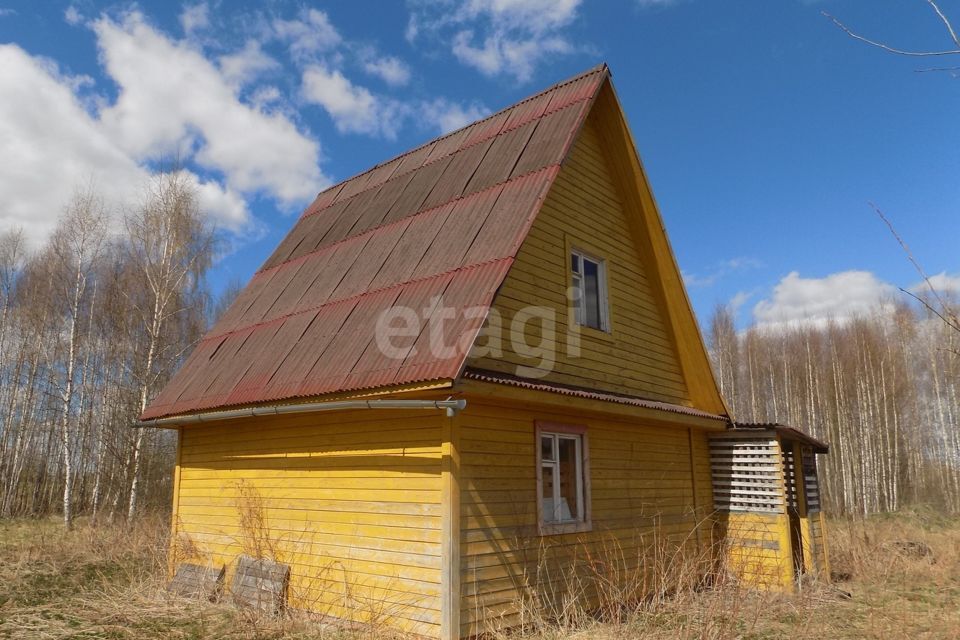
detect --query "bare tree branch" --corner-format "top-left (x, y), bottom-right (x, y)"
top-left (823, 9), bottom-right (960, 57)
top-left (915, 65), bottom-right (960, 73)
top-left (871, 203), bottom-right (955, 322)
top-left (898, 287), bottom-right (960, 333)
top-left (926, 0), bottom-right (960, 48)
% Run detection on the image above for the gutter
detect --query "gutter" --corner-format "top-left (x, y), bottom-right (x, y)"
top-left (134, 398), bottom-right (467, 429)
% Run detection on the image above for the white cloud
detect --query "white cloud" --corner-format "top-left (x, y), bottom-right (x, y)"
top-left (182, 171), bottom-right (250, 228)
top-left (421, 97), bottom-right (489, 134)
top-left (360, 51), bottom-right (412, 87)
top-left (179, 2), bottom-right (210, 34)
top-left (64, 6), bottom-right (82, 25)
top-left (683, 256), bottom-right (763, 288)
top-left (273, 8), bottom-right (342, 60)
top-left (0, 8), bottom-right (16, 18)
top-left (452, 30), bottom-right (572, 81)
top-left (218, 40), bottom-right (279, 88)
top-left (635, 0), bottom-right (682, 7)
top-left (409, 0), bottom-right (582, 81)
top-left (911, 272), bottom-right (960, 296)
top-left (93, 11), bottom-right (326, 204)
top-left (301, 64), bottom-right (407, 138)
top-left (250, 85), bottom-right (284, 110)
top-left (753, 270), bottom-right (896, 330)
top-left (729, 291), bottom-right (753, 315)
top-left (0, 44), bottom-right (249, 245)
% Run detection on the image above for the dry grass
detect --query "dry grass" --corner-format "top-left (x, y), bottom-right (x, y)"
top-left (0, 509), bottom-right (957, 639)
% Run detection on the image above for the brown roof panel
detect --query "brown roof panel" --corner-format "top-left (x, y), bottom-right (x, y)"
top-left (196, 321), bottom-right (283, 410)
top-left (394, 141), bottom-right (437, 176)
top-left (419, 138), bottom-right (494, 211)
top-left (545, 70), bottom-right (605, 113)
top-left (342, 271), bottom-right (456, 391)
top-left (329, 221), bottom-right (410, 301)
top-left (502, 90), bottom-right (552, 132)
top-left (462, 167), bottom-right (558, 265)
top-left (297, 285), bottom-right (407, 397)
top-left (463, 118), bottom-right (539, 196)
top-left (225, 310), bottom-right (320, 406)
top-left (396, 259), bottom-right (512, 384)
top-left (412, 186), bottom-right (502, 279)
top-left (334, 169), bottom-right (374, 202)
top-left (288, 235), bottom-right (371, 312)
top-left (380, 155), bottom-right (453, 227)
top-left (367, 202), bottom-right (456, 290)
top-left (141, 64), bottom-right (609, 420)
top-left (342, 180), bottom-right (403, 238)
top-left (424, 128), bottom-right (469, 165)
top-left (305, 182), bottom-right (344, 216)
top-left (240, 260), bottom-right (307, 325)
top-left (511, 100), bottom-right (589, 177)
top-left (259, 300), bottom-right (356, 401)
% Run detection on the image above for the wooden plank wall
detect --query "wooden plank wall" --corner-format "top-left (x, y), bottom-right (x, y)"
top-left (717, 511), bottom-right (793, 591)
top-left (173, 409), bottom-right (445, 637)
top-left (457, 399), bottom-right (716, 637)
top-left (807, 512), bottom-right (830, 577)
top-left (467, 110), bottom-right (690, 406)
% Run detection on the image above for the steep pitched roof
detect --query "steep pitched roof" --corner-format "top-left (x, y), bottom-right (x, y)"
top-left (142, 65), bottom-right (608, 420)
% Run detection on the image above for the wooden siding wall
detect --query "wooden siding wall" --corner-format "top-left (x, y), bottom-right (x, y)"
top-left (467, 109), bottom-right (690, 406)
top-left (717, 512), bottom-right (793, 591)
top-left (173, 410), bottom-right (445, 637)
top-left (806, 512), bottom-right (830, 577)
top-left (456, 398), bottom-right (716, 637)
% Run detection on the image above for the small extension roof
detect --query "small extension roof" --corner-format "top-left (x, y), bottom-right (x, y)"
top-left (733, 423), bottom-right (830, 454)
top-left (142, 65), bottom-right (609, 420)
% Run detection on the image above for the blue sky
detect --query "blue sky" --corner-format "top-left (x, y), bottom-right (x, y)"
top-left (0, 0), bottom-right (957, 330)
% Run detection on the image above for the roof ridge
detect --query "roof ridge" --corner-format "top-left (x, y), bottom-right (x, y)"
top-left (304, 64), bottom-right (609, 215)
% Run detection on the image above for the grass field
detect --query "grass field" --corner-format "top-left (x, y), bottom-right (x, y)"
top-left (0, 510), bottom-right (957, 639)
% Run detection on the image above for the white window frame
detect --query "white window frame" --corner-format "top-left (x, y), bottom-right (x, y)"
top-left (570, 249), bottom-right (610, 332)
top-left (535, 421), bottom-right (591, 535)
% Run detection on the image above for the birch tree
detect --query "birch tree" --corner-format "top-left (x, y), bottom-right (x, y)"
top-left (48, 189), bottom-right (106, 529)
top-left (123, 171), bottom-right (214, 523)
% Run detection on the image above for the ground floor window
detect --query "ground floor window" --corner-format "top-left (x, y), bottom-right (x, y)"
top-left (536, 422), bottom-right (591, 534)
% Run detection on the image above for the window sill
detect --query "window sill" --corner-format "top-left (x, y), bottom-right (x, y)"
top-left (574, 323), bottom-right (616, 343)
top-left (539, 521), bottom-right (593, 536)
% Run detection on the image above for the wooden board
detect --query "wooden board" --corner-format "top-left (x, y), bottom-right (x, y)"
top-left (231, 555), bottom-right (290, 614)
top-left (167, 563), bottom-right (224, 601)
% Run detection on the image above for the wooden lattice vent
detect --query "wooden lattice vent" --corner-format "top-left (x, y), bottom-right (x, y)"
top-left (801, 446), bottom-right (821, 513)
top-left (710, 435), bottom-right (785, 513)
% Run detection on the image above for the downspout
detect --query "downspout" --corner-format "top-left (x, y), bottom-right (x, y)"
top-left (133, 398), bottom-right (467, 429)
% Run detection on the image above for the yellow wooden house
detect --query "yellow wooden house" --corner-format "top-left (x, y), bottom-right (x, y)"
top-left (141, 64), bottom-right (829, 639)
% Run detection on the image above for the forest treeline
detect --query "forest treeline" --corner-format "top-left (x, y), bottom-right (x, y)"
top-left (0, 173), bottom-right (956, 525)
top-left (708, 299), bottom-right (960, 515)
top-left (0, 172), bottom-right (215, 527)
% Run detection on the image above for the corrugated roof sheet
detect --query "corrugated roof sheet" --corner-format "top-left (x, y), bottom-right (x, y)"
top-left (142, 64), bottom-right (609, 420)
top-left (462, 368), bottom-right (728, 421)
top-left (732, 423), bottom-right (830, 453)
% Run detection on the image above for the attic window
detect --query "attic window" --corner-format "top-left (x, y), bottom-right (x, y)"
top-left (536, 422), bottom-right (591, 535)
top-left (571, 250), bottom-right (609, 332)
